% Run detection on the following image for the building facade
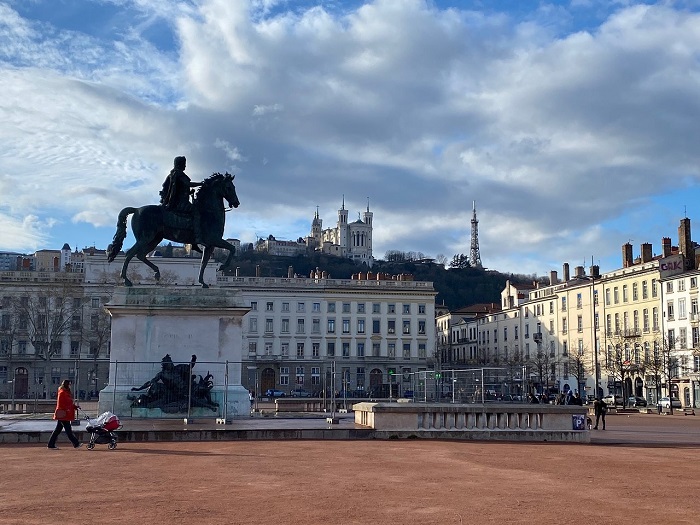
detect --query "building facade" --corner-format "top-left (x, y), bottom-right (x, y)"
top-left (439, 218), bottom-right (700, 408)
top-left (1, 251), bottom-right (433, 403)
top-left (217, 273), bottom-right (436, 396)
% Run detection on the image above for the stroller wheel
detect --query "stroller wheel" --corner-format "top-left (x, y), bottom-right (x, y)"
top-left (108, 441), bottom-right (117, 450)
top-left (87, 443), bottom-right (95, 450)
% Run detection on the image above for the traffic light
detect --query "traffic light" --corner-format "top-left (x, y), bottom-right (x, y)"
top-left (435, 373), bottom-right (441, 379)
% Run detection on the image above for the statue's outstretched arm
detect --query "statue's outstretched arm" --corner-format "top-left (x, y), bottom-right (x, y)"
top-left (131, 380), bottom-right (152, 392)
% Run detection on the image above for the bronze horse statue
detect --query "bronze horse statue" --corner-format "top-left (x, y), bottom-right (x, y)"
top-left (107, 172), bottom-right (240, 287)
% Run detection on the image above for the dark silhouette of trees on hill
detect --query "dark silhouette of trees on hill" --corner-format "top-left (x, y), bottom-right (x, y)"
top-left (218, 249), bottom-right (540, 311)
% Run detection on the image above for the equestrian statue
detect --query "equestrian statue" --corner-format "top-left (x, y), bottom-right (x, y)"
top-left (107, 156), bottom-right (240, 287)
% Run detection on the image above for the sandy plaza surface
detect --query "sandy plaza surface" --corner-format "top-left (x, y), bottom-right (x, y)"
top-left (2, 412), bottom-right (700, 525)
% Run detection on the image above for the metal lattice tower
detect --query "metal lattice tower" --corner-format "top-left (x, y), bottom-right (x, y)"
top-left (469, 201), bottom-right (483, 269)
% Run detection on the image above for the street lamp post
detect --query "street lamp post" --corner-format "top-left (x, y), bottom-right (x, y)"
top-left (8, 375), bottom-right (14, 412)
top-left (592, 273), bottom-right (601, 400)
top-left (388, 369), bottom-right (393, 402)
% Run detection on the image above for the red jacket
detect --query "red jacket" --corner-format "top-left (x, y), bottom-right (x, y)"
top-left (53, 388), bottom-right (77, 421)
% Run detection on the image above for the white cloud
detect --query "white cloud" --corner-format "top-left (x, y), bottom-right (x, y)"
top-left (1, 1), bottom-right (700, 277)
top-left (0, 212), bottom-right (52, 251)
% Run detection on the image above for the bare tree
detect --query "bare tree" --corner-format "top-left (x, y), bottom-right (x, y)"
top-left (384, 250), bottom-right (407, 262)
top-left (527, 331), bottom-right (559, 396)
top-left (449, 254), bottom-right (470, 269)
top-left (644, 339), bottom-right (665, 403)
top-left (502, 341), bottom-right (524, 398)
top-left (83, 297), bottom-right (112, 397)
top-left (656, 334), bottom-right (681, 414)
top-left (563, 345), bottom-right (591, 399)
top-left (0, 296), bottom-right (20, 398)
top-left (12, 281), bottom-right (82, 361)
top-left (11, 281), bottom-right (85, 386)
top-left (603, 331), bottom-right (643, 408)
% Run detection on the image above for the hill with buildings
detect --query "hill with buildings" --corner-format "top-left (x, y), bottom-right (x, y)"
top-left (222, 250), bottom-right (538, 310)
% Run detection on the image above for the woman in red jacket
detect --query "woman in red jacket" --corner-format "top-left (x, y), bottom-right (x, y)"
top-left (47, 379), bottom-right (83, 450)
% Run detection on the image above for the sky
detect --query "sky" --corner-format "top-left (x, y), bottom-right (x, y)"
top-left (1, 0), bottom-right (700, 277)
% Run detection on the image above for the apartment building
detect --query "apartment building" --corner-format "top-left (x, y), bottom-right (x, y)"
top-left (219, 272), bottom-right (437, 396)
top-left (661, 268), bottom-right (700, 407)
top-left (1, 251), bottom-right (435, 401)
top-left (437, 303), bottom-right (500, 366)
top-left (0, 270), bottom-right (113, 400)
top-left (459, 218), bottom-right (699, 407)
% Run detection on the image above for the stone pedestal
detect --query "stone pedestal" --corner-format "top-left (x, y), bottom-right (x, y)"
top-left (99, 286), bottom-right (250, 419)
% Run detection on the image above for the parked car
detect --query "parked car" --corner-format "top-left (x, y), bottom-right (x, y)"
top-left (265, 389), bottom-right (286, 398)
top-left (603, 394), bottom-right (623, 406)
top-left (628, 396), bottom-right (647, 407)
top-left (290, 388), bottom-right (312, 398)
top-left (659, 396), bottom-right (682, 409)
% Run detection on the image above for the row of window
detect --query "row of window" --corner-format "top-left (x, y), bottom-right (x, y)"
top-left (1, 313), bottom-right (103, 331)
top-left (482, 302), bottom-right (699, 345)
top-left (250, 300), bottom-right (427, 315)
top-left (248, 317), bottom-right (428, 336)
top-left (523, 277), bottom-right (699, 315)
top-left (0, 365), bottom-right (71, 385)
top-left (479, 338), bottom-right (586, 360)
top-left (0, 296), bottom-right (102, 308)
top-left (0, 339), bottom-right (104, 357)
top-left (666, 296), bottom-right (700, 321)
top-left (248, 340), bottom-right (428, 359)
top-left (274, 366), bottom-right (413, 387)
top-left (605, 308), bottom-right (662, 334)
top-left (603, 279), bottom-right (667, 306)
top-left (666, 326), bottom-right (700, 350)
top-left (277, 366), bottom-right (323, 386)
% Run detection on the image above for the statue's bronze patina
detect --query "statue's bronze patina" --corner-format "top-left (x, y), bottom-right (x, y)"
top-left (127, 354), bottom-right (219, 413)
top-left (107, 156), bottom-right (239, 287)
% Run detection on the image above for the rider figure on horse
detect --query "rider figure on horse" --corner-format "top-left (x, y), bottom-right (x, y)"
top-left (160, 156), bottom-right (203, 244)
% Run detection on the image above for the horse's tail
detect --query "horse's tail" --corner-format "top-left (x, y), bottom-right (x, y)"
top-left (107, 207), bottom-right (137, 262)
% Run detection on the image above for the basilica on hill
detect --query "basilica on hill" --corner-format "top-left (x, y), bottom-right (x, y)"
top-left (307, 198), bottom-right (374, 267)
top-left (258, 198), bottom-right (374, 267)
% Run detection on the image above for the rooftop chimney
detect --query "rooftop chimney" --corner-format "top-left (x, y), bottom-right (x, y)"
top-left (641, 243), bottom-right (653, 263)
top-left (662, 237), bottom-right (672, 257)
top-left (590, 265), bottom-right (600, 279)
top-left (549, 270), bottom-right (558, 285)
top-left (288, 266), bottom-right (294, 278)
top-left (679, 218), bottom-right (693, 266)
top-left (563, 263), bottom-right (570, 282)
top-left (622, 243), bottom-right (634, 268)
top-left (575, 265), bottom-right (585, 278)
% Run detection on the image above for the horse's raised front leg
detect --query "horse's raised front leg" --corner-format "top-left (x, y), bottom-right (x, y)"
top-left (136, 252), bottom-right (161, 282)
top-left (208, 238), bottom-right (237, 272)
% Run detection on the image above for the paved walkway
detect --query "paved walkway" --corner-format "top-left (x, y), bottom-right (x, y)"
top-left (2, 409), bottom-right (699, 446)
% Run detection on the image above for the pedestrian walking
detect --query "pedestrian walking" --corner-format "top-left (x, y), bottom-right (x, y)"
top-left (571, 392), bottom-right (584, 406)
top-left (47, 379), bottom-right (83, 450)
top-left (593, 397), bottom-right (607, 430)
